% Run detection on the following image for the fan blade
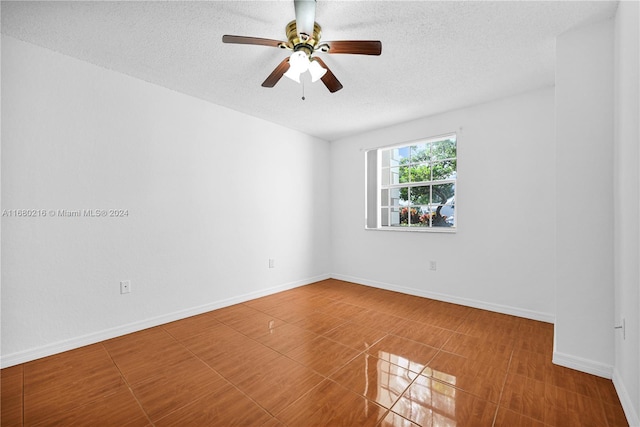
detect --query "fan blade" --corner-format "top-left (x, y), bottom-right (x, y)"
top-left (323, 40), bottom-right (382, 55)
top-left (313, 57), bottom-right (343, 93)
top-left (222, 35), bottom-right (286, 48)
top-left (262, 58), bottom-right (291, 88)
top-left (294, 0), bottom-right (316, 40)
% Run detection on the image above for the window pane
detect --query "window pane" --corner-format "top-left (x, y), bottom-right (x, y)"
top-left (381, 168), bottom-right (389, 186)
top-left (410, 206), bottom-right (431, 227)
top-left (409, 164), bottom-right (431, 183)
top-left (392, 146), bottom-right (410, 162)
top-left (380, 189), bottom-right (389, 206)
top-left (398, 165), bottom-right (411, 184)
top-left (409, 186), bottom-right (430, 205)
top-left (431, 203), bottom-right (454, 227)
top-left (432, 160), bottom-right (456, 181)
top-left (432, 138), bottom-right (457, 161)
top-left (411, 143), bottom-right (430, 163)
top-left (390, 207), bottom-right (401, 226)
top-left (394, 187), bottom-right (409, 207)
top-left (381, 150), bottom-right (391, 168)
top-left (399, 206), bottom-right (429, 226)
top-left (431, 183), bottom-right (455, 204)
top-left (399, 207), bottom-right (412, 225)
top-left (390, 167), bottom-right (400, 185)
top-left (381, 208), bottom-right (389, 226)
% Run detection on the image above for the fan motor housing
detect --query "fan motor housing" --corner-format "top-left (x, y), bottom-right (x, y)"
top-left (285, 20), bottom-right (322, 56)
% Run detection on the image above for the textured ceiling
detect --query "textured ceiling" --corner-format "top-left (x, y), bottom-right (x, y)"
top-left (1, 1), bottom-right (618, 141)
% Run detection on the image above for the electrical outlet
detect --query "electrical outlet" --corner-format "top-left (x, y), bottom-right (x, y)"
top-left (429, 261), bottom-right (437, 271)
top-left (120, 280), bottom-right (131, 294)
top-left (268, 259), bottom-right (275, 269)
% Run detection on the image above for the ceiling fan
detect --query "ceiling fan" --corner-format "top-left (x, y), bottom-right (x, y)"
top-left (222, 0), bottom-right (382, 93)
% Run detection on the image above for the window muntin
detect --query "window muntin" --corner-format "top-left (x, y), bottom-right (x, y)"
top-left (377, 134), bottom-right (456, 230)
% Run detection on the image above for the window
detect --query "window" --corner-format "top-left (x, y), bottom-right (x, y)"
top-left (366, 134), bottom-right (457, 231)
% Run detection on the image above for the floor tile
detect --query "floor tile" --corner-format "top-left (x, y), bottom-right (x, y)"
top-left (515, 320), bottom-right (554, 354)
top-left (322, 321), bottom-right (387, 352)
top-left (330, 353), bottom-right (418, 409)
top-left (178, 321), bottom-right (245, 356)
top-left (233, 355), bottom-right (324, 415)
top-left (1, 365), bottom-right (23, 426)
top-left (350, 309), bottom-right (408, 334)
top-left (390, 375), bottom-right (497, 427)
top-left (130, 356), bottom-right (226, 421)
top-left (455, 321), bottom-right (518, 347)
top-left (424, 351), bottom-right (507, 403)
top-left (29, 387), bottom-right (150, 427)
top-left (103, 327), bottom-right (194, 385)
top-left (494, 407), bottom-right (546, 427)
top-left (260, 417), bottom-right (287, 427)
top-left (391, 319), bottom-right (453, 349)
top-left (1, 364), bottom-right (23, 393)
top-left (297, 294), bottom-right (338, 310)
top-left (23, 344), bottom-right (124, 425)
top-left (543, 383), bottom-right (608, 427)
top-left (223, 309), bottom-right (287, 339)
top-left (500, 372), bottom-right (546, 422)
top-left (244, 293), bottom-right (298, 313)
top-left (1, 393), bottom-right (22, 427)
top-left (182, 324), bottom-right (281, 381)
top-left (407, 300), bottom-right (472, 330)
top-left (23, 343), bottom-right (118, 393)
top-left (509, 348), bottom-right (550, 382)
top-left (376, 411), bottom-right (421, 427)
top-left (276, 379), bottom-right (387, 426)
top-left (594, 375), bottom-right (625, 406)
top-left (285, 335), bottom-right (361, 377)
top-left (293, 311), bottom-right (348, 335)
top-left (366, 335), bottom-right (439, 374)
top-left (210, 303), bottom-right (263, 324)
top-left (544, 363), bottom-right (600, 399)
top-left (441, 332), bottom-right (513, 362)
top-left (413, 310), bottom-right (468, 331)
top-left (154, 383), bottom-right (273, 426)
top-left (315, 299), bottom-right (369, 319)
top-left (254, 322), bottom-right (319, 354)
top-left (603, 400), bottom-right (632, 427)
top-left (161, 311), bottom-right (222, 341)
top-left (251, 302), bottom-right (314, 324)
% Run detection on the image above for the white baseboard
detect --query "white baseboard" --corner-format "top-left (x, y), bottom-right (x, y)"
top-left (613, 368), bottom-right (640, 427)
top-left (552, 350), bottom-right (614, 379)
top-left (0, 273), bottom-right (330, 368)
top-left (330, 273), bottom-right (555, 323)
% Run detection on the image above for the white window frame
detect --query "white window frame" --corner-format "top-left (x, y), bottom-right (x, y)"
top-left (365, 133), bottom-right (457, 233)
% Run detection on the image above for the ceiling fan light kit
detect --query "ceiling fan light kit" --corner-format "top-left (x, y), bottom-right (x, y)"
top-left (222, 0), bottom-right (381, 93)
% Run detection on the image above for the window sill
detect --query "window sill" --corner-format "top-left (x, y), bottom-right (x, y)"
top-left (365, 226), bottom-right (456, 233)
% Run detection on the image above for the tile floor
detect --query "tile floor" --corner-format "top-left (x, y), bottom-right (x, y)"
top-left (1, 279), bottom-right (629, 426)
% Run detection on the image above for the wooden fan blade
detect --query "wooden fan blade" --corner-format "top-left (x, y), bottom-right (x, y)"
top-left (262, 58), bottom-right (291, 88)
top-left (313, 57), bottom-right (343, 93)
top-left (323, 40), bottom-right (382, 55)
top-left (222, 35), bottom-right (286, 48)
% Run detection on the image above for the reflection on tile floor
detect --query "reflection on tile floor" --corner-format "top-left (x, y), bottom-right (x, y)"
top-left (1, 279), bottom-right (630, 426)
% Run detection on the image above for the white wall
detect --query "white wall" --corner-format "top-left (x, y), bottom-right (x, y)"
top-left (0, 36), bottom-right (331, 367)
top-left (330, 87), bottom-right (556, 322)
top-left (613, 1), bottom-right (640, 425)
top-left (554, 19), bottom-right (615, 377)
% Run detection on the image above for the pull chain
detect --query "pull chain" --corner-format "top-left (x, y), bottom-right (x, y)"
top-left (301, 80), bottom-right (306, 101)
